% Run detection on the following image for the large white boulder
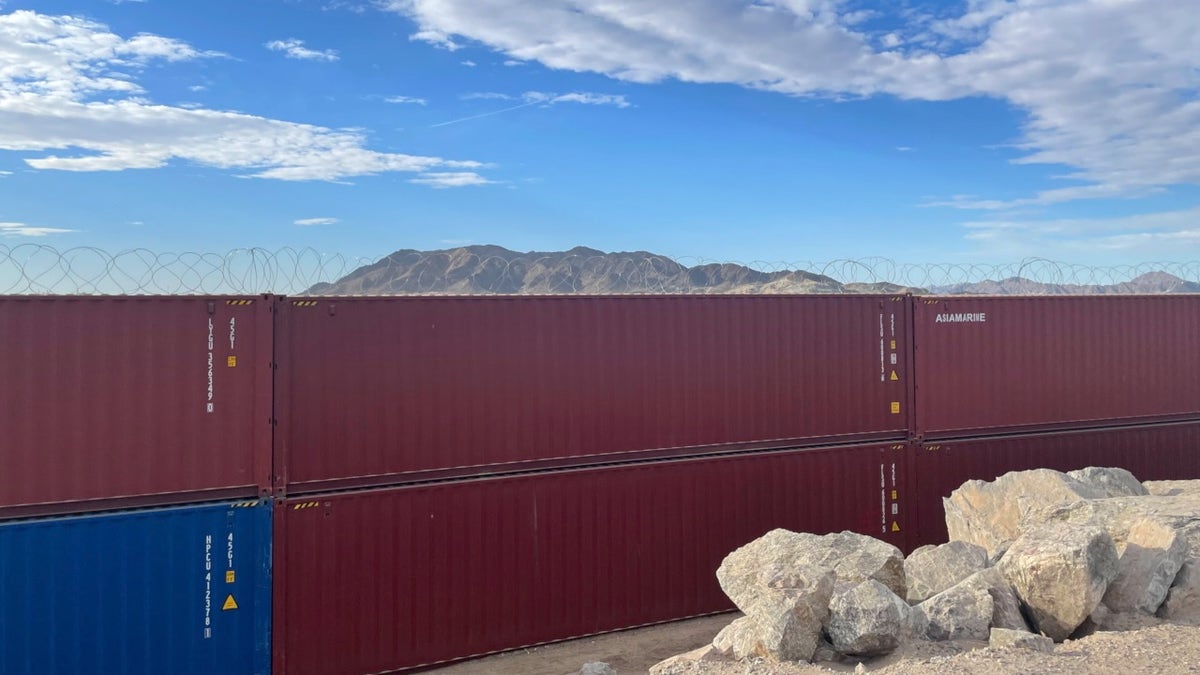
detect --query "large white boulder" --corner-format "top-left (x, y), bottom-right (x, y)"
top-left (826, 580), bottom-right (916, 657)
top-left (998, 522), bottom-right (1120, 641)
top-left (918, 581), bottom-right (993, 641)
top-left (943, 469), bottom-right (1107, 558)
top-left (904, 541), bottom-right (989, 604)
top-left (1067, 467), bottom-right (1149, 498)
top-left (1103, 517), bottom-right (1187, 614)
top-left (717, 529), bottom-right (905, 607)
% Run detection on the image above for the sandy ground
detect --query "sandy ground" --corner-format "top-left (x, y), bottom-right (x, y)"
top-left (424, 612), bottom-right (1200, 675)
top-left (424, 614), bottom-right (735, 675)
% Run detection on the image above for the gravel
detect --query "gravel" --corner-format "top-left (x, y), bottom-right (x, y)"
top-left (655, 622), bottom-right (1200, 675)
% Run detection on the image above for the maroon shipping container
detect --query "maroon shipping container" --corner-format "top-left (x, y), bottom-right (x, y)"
top-left (275, 295), bottom-right (911, 492)
top-left (907, 421), bottom-right (1200, 548)
top-left (273, 443), bottom-right (910, 674)
top-left (913, 295), bottom-right (1200, 439)
top-left (0, 296), bottom-right (274, 518)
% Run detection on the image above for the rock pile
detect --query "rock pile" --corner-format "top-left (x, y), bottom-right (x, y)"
top-left (651, 467), bottom-right (1200, 674)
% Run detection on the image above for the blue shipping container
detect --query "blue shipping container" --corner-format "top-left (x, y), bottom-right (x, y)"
top-left (0, 499), bottom-right (272, 675)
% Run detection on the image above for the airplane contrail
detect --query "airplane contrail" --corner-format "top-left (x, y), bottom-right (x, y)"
top-left (430, 101), bottom-right (538, 128)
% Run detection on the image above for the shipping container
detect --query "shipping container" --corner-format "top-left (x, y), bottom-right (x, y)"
top-left (272, 442), bottom-right (908, 674)
top-left (913, 295), bottom-right (1200, 439)
top-left (0, 498), bottom-right (272, 675)
top-left (907, 421), bottom-right (1200, 548)
top-left (275, 295), bottom-right (911, 492)
top-left (0, 296), bottom-right (274, 519)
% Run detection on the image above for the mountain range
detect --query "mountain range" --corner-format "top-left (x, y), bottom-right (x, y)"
top-left (307, 246), bottom-right (1199, 296)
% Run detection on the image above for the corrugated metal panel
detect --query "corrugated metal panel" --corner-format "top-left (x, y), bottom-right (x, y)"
top-left (908, 422), bottom-right (1200, 548)
top-left (914, 296), bottom-right (1200, 439)
top-left (0, 498), bottom-right (272, 675)
top-left (276, 295), bottom-right (910, 492)
top-left (0, 296), bottom-right (274, 519)
top-left (273, 443), bottom-right (909, 675)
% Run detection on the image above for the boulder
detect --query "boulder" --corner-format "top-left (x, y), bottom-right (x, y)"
top-left (751, 578), bottom-right (835, 662)
top-left (711, 616), bottom-right (761, 660)
top-left (998, 522), bottom-right (1119, 641)
top-left (826, 580), bottom-right (912, 656)
top-left (713, 537), bottom-right (837, 662)
top-left (918, 582), bottom-right (993, 641)
top-left (717, 529), bottom-right (905, 607)
top-left (943, 469), bottom-right (1107, 558)
top-left (1159, 522), bottom-right (1200, 622)
top-left (1067, 467), bottom-right (1148, 498)
top-left (1014, 492), bottom-right (1200, 622)
top-left (1103, 518), bottom-right (1186, 614)
top-left (952, 567), bottom-right (1029, 632)
top-left (1143, 480), bottom-right (1200, 498)
top-left (988, 628), bottom-right (1054, 653)
top-left (904, 541), bottom-right (989, 604)
top-left (812, 637), bottom-right (842, 663)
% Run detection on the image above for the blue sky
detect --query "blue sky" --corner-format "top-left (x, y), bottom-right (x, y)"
top-left (1, 0), bottom-right (1198, 266)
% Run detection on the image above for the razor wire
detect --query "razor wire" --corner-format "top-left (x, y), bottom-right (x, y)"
top-left (3, 244), bottom-right (1200, 295)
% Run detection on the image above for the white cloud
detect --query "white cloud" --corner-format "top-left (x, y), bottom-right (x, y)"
top-left (0, 169), bottom-right (11, 175)
top-left (433, 90), bottom-right (629, 127)
top-left (188, 84), bottom-right (206, 92)
top-left (293, 217), bottom-right (339, 226)
top-left (460, 59), bottom-right (476, 67)
top-left (0, 11), bottom-right (489, 184)
top-left (462, 91), bottom-right (514, 100)
top-left (322, 0), bottom-right (367, 12)
top-left (264, 38), bottom-right (339, 62)
top-left (961, 206), bottom-right (1200, 257)
top-left (382, 0), bottom-right (1200, 207)
top-left (503, 59), bottom-right (522, 66)
top-left (383, 95), bottom-right (427, 105)
top-left (409, 171), bottom-right (494, 188)
top-left (525, 91), bottom-right (630, 108)
top-left (895, 146), bottom-right (912, 152)
top-left (0, 221), bottom-right (75, 236)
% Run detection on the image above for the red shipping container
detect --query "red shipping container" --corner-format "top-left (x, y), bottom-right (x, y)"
top-left (275, 295), bottom-right (911, 492)
top-left (907, 421), bottom-right (1200, 548)
top-left (0, 296), bottom-right (274, 518)
top-left (272, 443), bottom-right (910, 674)
top-left (913, 295), bottom-right (1200, 439)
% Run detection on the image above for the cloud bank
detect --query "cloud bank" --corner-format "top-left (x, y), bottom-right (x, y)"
top-left (0, 10), bottom-right (488, 183)
top-left (384, 0), bottom-right (1200, 206)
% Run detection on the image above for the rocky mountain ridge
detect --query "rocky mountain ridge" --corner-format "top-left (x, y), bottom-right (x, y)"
top-left (307, 245), bottom-right (1197, 295)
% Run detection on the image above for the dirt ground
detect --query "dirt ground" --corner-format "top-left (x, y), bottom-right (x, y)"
top-left (425, 612), bottom-right (1200, 675)
top-left (424, 614), bottom-right (736, 674)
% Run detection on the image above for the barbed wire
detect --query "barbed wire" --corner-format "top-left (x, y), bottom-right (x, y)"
top-left (2, 244), bottom-right (1200, 295)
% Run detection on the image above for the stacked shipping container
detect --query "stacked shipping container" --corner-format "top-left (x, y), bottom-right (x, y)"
top-left (272, 294), bottom-right (913, 673)
top-left (906, 295), bottom-right (1200, 548)
top-left (0, 296), bottom-right (275, 675)
top-left (4, 293), bottom-right (1200, 674)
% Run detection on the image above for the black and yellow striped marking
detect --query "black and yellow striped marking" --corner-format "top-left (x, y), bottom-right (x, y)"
top-left (292, 501), bottom-right (322, 510)
top-left (226, 299), bottom-right (255, 306)
top-left (229, 500), bottom-right (261, 508)
top-left (292, 300), bottom-right (319, 307)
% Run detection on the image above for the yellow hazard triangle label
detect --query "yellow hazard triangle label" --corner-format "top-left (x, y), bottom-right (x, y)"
top-left (222, 595), bottom-right (239, 611)
top-left (891, 522), bottom-right (901, 532)
top-left (889, 370), bottom-right (899, 381)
